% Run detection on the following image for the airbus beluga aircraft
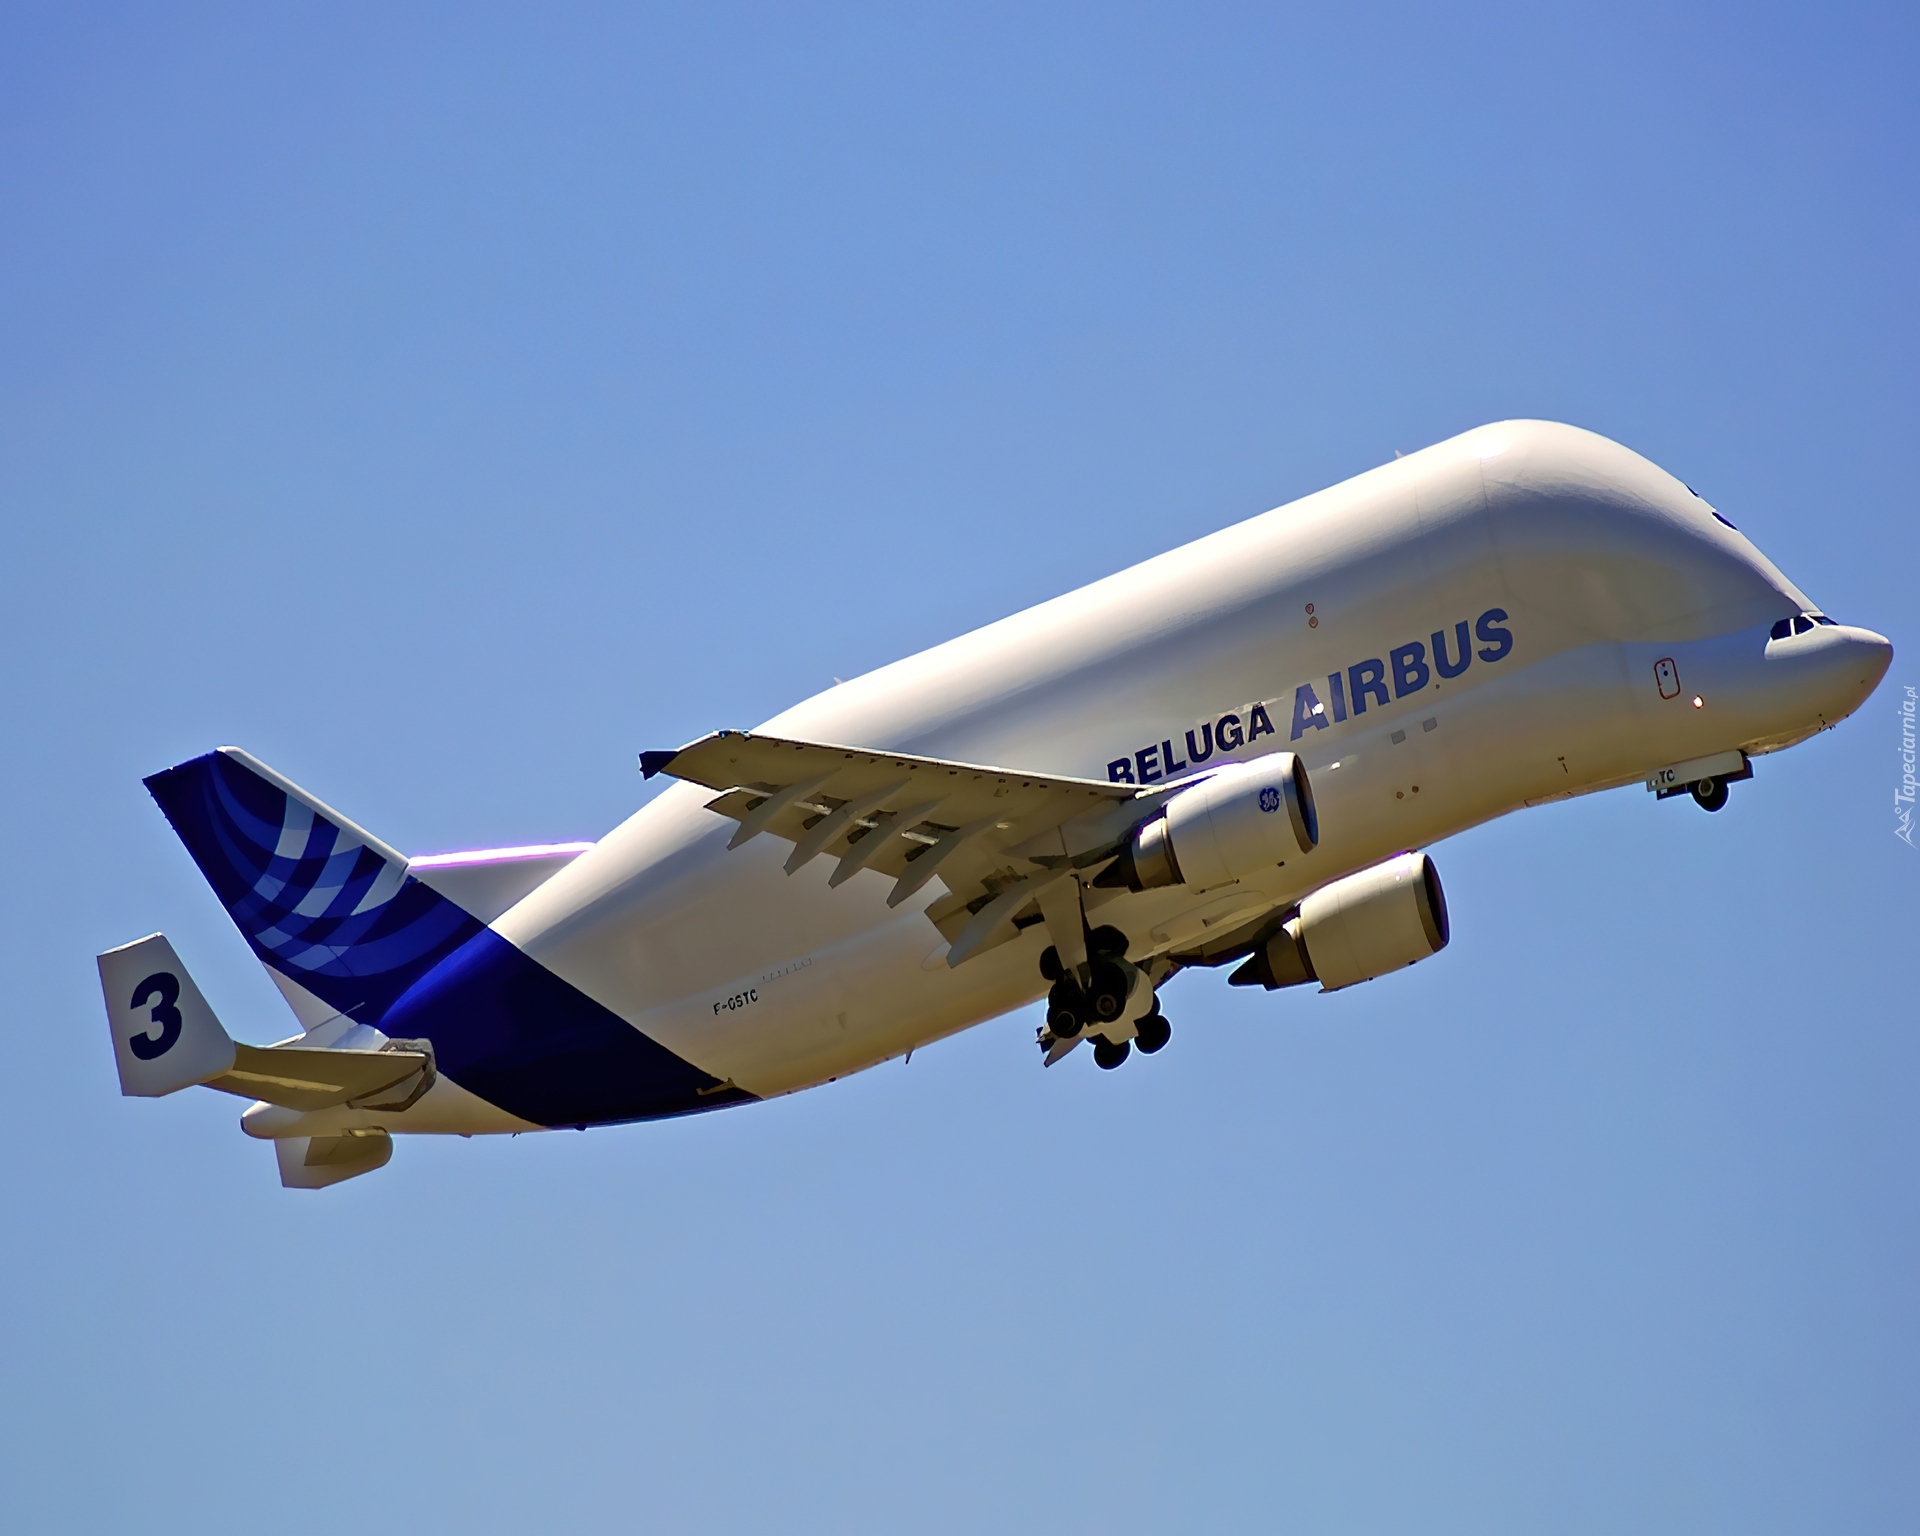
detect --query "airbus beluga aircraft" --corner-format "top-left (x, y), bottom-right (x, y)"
top-left (98, 421), bottom-right (1890, 1186)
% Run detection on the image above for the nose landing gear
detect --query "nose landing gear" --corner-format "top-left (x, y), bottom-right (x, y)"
top-left (1651, 751), bottom-right (1750, 811)
top-left (1691, 776), bottom-right (1730, 812)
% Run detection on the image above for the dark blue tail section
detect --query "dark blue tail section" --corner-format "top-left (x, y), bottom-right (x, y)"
top-left (145, 747), bottom-right (755, 1127)
top-left (145, 749), bottom-right (486, 1027)
top-left (380, 929), bottom-right (754, 1126)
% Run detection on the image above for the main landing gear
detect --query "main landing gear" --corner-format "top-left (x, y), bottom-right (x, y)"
top-left (1038, 926), bottom-right (1172, 1069)
top-left (1041, 930), bottom-right (1129, 1039)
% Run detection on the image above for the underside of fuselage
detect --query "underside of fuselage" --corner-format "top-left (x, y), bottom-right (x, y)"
top-left (105, 420), bottom-right (1892, 1184)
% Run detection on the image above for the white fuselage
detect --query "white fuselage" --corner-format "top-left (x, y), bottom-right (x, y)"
top-left (419, 420), bottom-right (1889, 1126)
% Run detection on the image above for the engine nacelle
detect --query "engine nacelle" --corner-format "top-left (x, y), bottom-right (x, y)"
top-left (1097, 754), bottom-right (1317, 892)
top-left (1230, 851), bottom-right (1450, 992)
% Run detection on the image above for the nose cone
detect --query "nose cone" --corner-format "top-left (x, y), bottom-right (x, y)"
top-left (1837, 623), bottom-right (1893, 692)
top-left (1792, 624), bottom-right (1894, 727)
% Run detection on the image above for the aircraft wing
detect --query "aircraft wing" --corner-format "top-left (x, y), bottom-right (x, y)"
top-left (641, 730), bottom-right (1160, 963)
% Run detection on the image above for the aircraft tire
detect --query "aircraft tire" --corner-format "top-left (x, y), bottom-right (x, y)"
top-left (1135, 1012), bottom-right (1172, 1054)
top-left (1092, 1037), bottom-right (1131, 1070)
top-left (1692, 777), bottom-right (1730, 812)
top-left (1047, 980), bottom-right (1085, 1038)
top-left (1086, 958), bottom-right (1129, 1022)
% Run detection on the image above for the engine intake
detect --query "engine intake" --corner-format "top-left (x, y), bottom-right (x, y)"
top-left (1230, 851), bottom-right (1449, 992)
top-left (1096, 754), bottom-right (1317, 892)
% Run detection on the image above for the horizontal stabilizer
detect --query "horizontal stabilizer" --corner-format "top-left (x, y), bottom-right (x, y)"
top-left (99, 933), bottom-right (435, 1111)
top-left (207, 1042), bottom-right (432, 1112)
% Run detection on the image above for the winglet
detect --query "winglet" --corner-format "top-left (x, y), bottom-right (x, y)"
top-left (98, 934), bottom-right (238, 1097)
top-left (642, 730), bottom-right (747, 779)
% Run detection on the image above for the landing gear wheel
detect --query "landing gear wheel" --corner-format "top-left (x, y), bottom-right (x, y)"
top-left (1087, 925), bottom-right (1130, 958)
top-left (1046, 980), bottom-right (1084, 1039)
top-left (1038, 946), bottom-right (1064, 982)
top-left (1692, 776), bottom-right (1729, 812)
top-left (1092, 1037), bottom-right (1131, 1070)
top-left (1086, 958), bottom-right (1129, 1023)
top-left (1135, 1012), bottom-right (1172, 1054)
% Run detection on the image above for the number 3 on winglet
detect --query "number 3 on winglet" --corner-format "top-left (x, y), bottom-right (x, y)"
top-left (127, 972), bottom-right (183, 1060)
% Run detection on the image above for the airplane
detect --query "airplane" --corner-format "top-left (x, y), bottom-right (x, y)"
top-left (97, 420), bottom-right (1892, 1186)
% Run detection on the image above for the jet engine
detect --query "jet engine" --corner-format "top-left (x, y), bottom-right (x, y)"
top-left (1096, 754), bottom-right (1317, 891)
top-left (1230, 851), bottom-right (1449, 992)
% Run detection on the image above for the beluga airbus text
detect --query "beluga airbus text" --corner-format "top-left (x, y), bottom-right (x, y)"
top-left (97, 422), bottom-right (1892, 1186)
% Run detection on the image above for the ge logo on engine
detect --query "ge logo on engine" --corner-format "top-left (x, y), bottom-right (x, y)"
top-left (1258, 786), bottom-right (1281, 813)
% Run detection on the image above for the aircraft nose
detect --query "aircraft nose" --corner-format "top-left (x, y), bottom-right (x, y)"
top-left (1840, 625), bottom-right (1894, 687)
top-left (1818, 624), bottom-right (1893, 719)
top-left (1757, 619), bottom-right (1893, 734)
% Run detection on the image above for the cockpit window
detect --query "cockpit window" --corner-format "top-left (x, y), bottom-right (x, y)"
top-left (1771, 612), bottom-right (1838, 640)
top-left (1712, 510), bottom-right (1739, 530)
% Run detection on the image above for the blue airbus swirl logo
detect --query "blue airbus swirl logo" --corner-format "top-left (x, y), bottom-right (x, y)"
top-left (1258, 786), bottom-right (1281, 813)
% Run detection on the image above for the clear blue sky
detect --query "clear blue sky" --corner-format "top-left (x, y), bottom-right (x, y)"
top-left (2, 5), bottom-right (1914, 1531)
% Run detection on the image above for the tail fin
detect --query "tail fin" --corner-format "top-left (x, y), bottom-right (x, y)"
top-left (98, 934), bottom-right (238, 1096)
top-left (143, 749), bottom-right (484, 1028)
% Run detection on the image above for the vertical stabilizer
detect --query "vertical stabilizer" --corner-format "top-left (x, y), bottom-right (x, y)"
top-left (143, 749), bottom-right (486, 1028)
